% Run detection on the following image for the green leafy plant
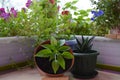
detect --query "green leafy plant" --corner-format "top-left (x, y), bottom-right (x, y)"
top-left (75, 36), bottom-right (95, 53)
top-left (58, 1), bottom-right (93, 36)
top-left (35, 36), bottom-right (74, 74)
top-left (72, 9), bottom-right (93, 35)
top-left (58, 0), bottom-right (105, 36)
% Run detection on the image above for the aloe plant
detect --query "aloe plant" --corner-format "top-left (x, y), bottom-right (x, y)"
top-left (35, 36), bottom-right (74, 74)
top-left (75, 36), bottom-right (95, 53)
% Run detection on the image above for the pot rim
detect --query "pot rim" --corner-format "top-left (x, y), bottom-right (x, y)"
top-left (73, 50), bottom-right (99, 56)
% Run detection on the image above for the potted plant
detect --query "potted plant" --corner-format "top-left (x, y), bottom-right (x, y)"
top-left (91, 0), bottom-right (120, 39)
top-left (34, 36), bottom-right (74, 76)
top-left (71, 35), bottom-right (99, 79)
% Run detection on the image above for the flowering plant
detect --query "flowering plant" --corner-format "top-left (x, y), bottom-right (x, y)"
top-left (91, 0), bottom-right (120, 34)
top-left (0, 0), bottom-right (33, 37)
top-left (0, 0), bottom-right (94, 38)
top-left (27, 0), bottom-right (79, 40)
top-left (91, 10), bottom-right (104, 21)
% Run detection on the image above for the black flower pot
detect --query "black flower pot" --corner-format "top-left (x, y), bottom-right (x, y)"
top-left (71, 50), bottom-right (99, 79)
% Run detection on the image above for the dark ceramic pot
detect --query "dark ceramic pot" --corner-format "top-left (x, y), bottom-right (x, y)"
top-left (71, 50), bottom-right (99, 79)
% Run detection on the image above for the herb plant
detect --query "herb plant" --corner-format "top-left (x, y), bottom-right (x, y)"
top-left (35, 36), bottom-right (74, 74)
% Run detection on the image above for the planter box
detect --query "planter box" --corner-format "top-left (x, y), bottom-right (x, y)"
top-left (0, 36), bottom-right (36, 67)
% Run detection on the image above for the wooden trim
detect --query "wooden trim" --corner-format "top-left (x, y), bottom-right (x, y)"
top-left (97, 64), bottom-right (120, 72)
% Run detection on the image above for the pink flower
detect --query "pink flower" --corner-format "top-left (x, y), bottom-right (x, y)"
top-left (26, 0), bottom-right (32, 8)
top-left (0, 8), bottom-right (5, 13)
top-left (10, 7), bottom-right (17, 17)
top-left (49, 0), bottom-right (55, 5)
top-left (61, 10), bottom-right (69, 15)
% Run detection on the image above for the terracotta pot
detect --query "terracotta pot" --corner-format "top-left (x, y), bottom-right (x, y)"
top-left (34, 40), bottom-right (74, 77)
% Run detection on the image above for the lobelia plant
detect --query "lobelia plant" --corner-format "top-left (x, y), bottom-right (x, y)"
top-left (90, 9), bottom-right (108, 36)
top-left (90, 0), bottom-right (120, 34)
top-left (35, 36), bottom-right (74, 74)
top-left (91, 10), bottom-right (104, 21)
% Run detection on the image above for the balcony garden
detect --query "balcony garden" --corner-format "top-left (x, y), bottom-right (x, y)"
top-left (0, 0), bottom-right (120, 80)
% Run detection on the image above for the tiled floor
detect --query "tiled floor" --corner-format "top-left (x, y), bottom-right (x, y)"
top-left (0, 68), bottom-right (120, 80)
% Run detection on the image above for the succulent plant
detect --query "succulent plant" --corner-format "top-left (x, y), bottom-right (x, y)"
top-left (75, 36), bottom-right (95, 53)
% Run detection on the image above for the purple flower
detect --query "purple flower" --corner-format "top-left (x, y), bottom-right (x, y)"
top-left (10, 7), bottom-right (17, 17)
top-left (91, 10), bottom-right (104, 21)
top-left (98, 10), bottom-right (104, 16)
top-left (0, 12), bottom-right (10, 20)
top-left (26, 0), bottom-right (32, 8)
top-left (91, 11), bottom-right (98, 17)
top-left (91, 10), bottom-right (104, 17)
top-left (0, 8), bottom-right (5, 13)
top-left (91, 18), bottom-right (95, 21)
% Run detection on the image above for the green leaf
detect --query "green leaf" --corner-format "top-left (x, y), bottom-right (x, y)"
top-left (75, 37), bottom-right (82, 48)
top-left (35, 49), bottom-right (52, 57)
top-left (49, 55), bottom-right (54, 61)
top-left (57, 55), bottom-right (65, 69)
top-left (81, 37), bottom-right (89, 51)
top-left (70, 6), bottom-right (77, 10)
top-left (59, 40), bottom-right (65, 46)
top-left (74, 12), bottom-right (79, 15)
top-left (51, 36), bottom-right (57, 46)
top-left (87, 36), bottom-right (95, 46)
top-left (58, 46), bottom-right (70, 51)
top-left (42, 44), bottom-right (55, 51)
top-left (72, 0), bottom-right (78, 4)
top-left (52, 60), bottom-right (59, 74)
top-left (62, 52), bottom-right (74, 59)
top-left (64, 2), bottom-right (71, 9)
